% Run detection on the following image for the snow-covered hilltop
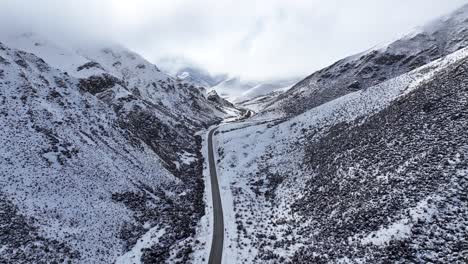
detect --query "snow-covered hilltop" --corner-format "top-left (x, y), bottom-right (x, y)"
top-left (0, 33), bottom-right (241, 263)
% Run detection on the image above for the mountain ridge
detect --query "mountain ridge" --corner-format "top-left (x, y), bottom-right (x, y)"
top-left (260, 3), bottom-right (468, 118)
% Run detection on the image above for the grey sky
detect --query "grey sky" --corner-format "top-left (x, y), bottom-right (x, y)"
top-left (1, 0), bottom-right (467, 80)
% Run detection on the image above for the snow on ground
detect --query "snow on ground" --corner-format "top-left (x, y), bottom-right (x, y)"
top-left (213, 118), bottom-right (308, 263)
top-left (191, 128), bottom-right (215, 264)
top-left (179, 151), bottom-right (198, 165)
top-left (116, 227), bottom-right (166, 264)
top-left (359, 196), bottom-right (441, 246)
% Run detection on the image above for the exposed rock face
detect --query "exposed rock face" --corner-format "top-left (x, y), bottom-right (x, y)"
top-left (76, 61), bottom-right (104, 72)
top-left (78, 73), bottom-right (123, 95)
top-left (207, 90), bottom-right (236, 108)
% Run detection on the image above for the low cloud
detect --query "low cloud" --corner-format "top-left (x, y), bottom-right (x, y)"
top-left (1, 0), bottom-right (466, 80)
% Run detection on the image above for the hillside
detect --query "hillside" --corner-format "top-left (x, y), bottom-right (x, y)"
top-left (0, 34), bottom-right (240, 263)
top-left (212, 42), bottom-right (468, 263)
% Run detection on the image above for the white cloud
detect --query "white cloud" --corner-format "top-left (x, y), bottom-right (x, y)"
top-left (1, 0), bottom-right (467, 80)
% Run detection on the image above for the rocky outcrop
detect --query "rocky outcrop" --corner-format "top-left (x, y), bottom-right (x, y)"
top-left (76, 61), bottom-right (104, 72)
top-left (78, 74), bottom-right (123, 95)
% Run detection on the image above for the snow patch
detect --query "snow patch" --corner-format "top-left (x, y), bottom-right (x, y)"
top-left (115, 227), bottom-right (166, 264)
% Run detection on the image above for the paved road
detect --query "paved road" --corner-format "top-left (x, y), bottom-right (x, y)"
top-left (208, 127), bottom-right (224, 264)
top-left (207, 111), bottom-right (254, 264)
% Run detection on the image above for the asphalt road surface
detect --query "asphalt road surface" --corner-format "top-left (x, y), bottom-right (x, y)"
top-left (208, 110), bottom-right (254, 264)
top-left (208, 127), bottom-right (224, 264)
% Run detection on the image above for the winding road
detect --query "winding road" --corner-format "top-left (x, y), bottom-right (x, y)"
top-left (207, 110), bottom-right (253, 264)
top-left (208, 127), bottom-right (224, 264)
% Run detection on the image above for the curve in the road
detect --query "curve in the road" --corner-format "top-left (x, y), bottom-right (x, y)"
top-left (208, 127), bottom-right (224, 264)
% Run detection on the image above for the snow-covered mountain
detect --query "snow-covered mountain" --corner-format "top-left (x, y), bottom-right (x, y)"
top-left (209, 77), bottom-right (257, 101)
top-left (175, 66), bottom-right (227, 88)
top-left (159, 61), bottom-right (299, 112)
top-left (204, 76), bottom-right (299, 113)
top-left (208, 4), bottom-right (468, 263)
top-left (214, 39), bottom-right (468, 264)
top-left (0, 33), bottom-right (241, 263)
top-left (158, 57), bottom-right (227, 88)
top-left (262, 3), bottom-right (468, 118)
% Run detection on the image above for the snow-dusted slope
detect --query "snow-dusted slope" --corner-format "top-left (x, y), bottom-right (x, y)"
top-left (237, 82), bottom-right (292, 102)
top-left (0, 34), bottom-right (242, 263)
top-left (213, 45), bottom-right (468, 263)
top-left (4, 33), bottom-right (235, 127)
top-left (263, 3), bottom-right (468, 118)
top-left (0, 41), bottom-right (177, 263)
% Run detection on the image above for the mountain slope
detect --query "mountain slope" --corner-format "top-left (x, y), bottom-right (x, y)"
top-left (292, 50), bottom-right (468, 264)
top-left (158, 59), bottom-right (300, 113)
top-left (0, 41), bottom-right (176, 263)
top-left (0, 34), bottom-right (241, 263)
top-left (210, 77), bottom-right (257, 101)
top-left (262, 3), bottom-right (468, 118)
top-left (212, 44), bottom-right (468, 263)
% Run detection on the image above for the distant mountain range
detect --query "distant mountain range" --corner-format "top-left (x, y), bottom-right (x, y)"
top-left (158, 59), bottom-right (300, 112)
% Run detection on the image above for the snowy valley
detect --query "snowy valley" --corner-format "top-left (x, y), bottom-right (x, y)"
top-left (1, 2), bottom-right (468, 264)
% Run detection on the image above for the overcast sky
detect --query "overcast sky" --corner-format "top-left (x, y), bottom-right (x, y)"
top-left (1, 0), bottom-right (467, 80)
